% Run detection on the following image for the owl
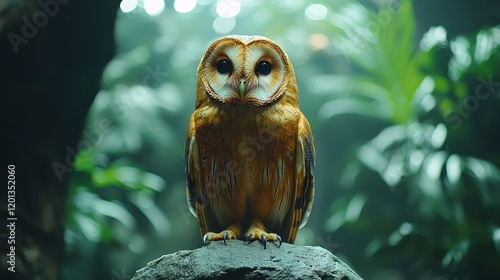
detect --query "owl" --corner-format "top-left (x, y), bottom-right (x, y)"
top-left (185, 35), bottom-right (315, 248)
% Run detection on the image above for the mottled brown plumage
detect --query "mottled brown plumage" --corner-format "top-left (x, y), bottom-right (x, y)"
top-left (186, 35), bottom-right (315, 247)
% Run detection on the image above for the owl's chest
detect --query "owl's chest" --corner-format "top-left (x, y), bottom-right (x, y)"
top-left (194, 105), bottom-right (298, 170)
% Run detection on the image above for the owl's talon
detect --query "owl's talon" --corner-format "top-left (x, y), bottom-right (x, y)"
top-left (260, 233), bottom-right (267, 249)
top-left (202, 230), bottom-right (237, 245)
top-left (260, 233), bottom-right (267, 241)
top-left (244, 227), bottom-right (282, 249)
top-left (244, 233), bottom-right (253, 244)
top-left (203, 233), bottom-right (211, 245)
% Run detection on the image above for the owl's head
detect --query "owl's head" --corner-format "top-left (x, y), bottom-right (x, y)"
top-left (197, 35), bottom-right (297, 107)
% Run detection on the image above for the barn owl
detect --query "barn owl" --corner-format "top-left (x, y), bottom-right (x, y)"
top-left (185, 35), bottom-right (315, 248)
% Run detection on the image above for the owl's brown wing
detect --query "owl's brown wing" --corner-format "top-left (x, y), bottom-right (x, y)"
top-left (185, 119), bottom-right (212, 237)
top-left (281, 113), bottom-right (315, 243)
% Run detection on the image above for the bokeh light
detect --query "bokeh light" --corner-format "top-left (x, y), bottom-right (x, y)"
top-left (120, 0), bottom-right (138, 13)
top-left (144, 0), bottom-right (165, 16)
top-left (305, 4), bottom-right (328, 21)
top-left (174, 0), bottom-right (197, 13)
top-left (213, 16), bottom-right (236, 34)
top-left (216, 0), bottom-right (241, 18)
top-left (308, 33), bottom-right (329, 50)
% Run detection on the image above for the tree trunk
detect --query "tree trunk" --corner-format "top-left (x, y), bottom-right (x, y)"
top-left (1, 1), bottom-right (120, 279)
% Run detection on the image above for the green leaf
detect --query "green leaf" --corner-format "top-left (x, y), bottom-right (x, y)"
top-left (91, 165), bottom-right (166, 191)
top-left (74, 150), bottom-right (97, 172)
top-left (344, 193), bottom-right (368, 223)
top-left (442, 239), bottom-right (470, 268)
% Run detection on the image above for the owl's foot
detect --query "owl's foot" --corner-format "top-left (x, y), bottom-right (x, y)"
top-left (203, 229), bottom-right (238, 245)
top-left (244, 227), bottom-right (282, 249)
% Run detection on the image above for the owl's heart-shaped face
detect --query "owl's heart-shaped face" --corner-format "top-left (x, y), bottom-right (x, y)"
top-left (198, 35), bottom-right (291, 106)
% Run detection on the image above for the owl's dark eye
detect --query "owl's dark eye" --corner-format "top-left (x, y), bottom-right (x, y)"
top-left (216, 59), bottom-right (233, 74)
top-left (255, 60), bottom-right (272, 75)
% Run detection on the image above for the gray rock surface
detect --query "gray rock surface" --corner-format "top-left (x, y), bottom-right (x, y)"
top-left (132, 240), bottom-right (362, 280)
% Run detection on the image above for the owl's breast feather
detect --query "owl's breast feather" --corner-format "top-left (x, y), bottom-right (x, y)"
top-left (194, 104), bottom-right (299, 205)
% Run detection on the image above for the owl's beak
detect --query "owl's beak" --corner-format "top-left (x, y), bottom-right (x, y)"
top-left (239, 79), bottom-right (247, 98)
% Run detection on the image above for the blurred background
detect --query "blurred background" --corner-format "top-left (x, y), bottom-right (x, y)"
top-left (55, 0), bottom-right (500, 279)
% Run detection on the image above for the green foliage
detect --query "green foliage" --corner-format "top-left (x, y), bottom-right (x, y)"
top-left (66, 151), bottom-right (166, 246)
top-left (321, 0), bottom-right (422, 124)
top-left (326, 12), bottom-right (500, 279)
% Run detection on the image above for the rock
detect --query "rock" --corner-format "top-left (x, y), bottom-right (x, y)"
top-left (132, 240), bottom-right (362, 280)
